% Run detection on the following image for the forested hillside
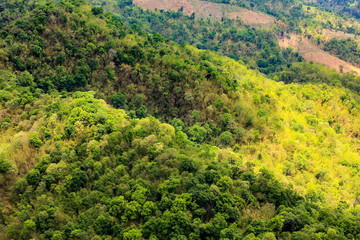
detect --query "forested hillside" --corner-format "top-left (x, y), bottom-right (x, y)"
top-left (114, 0), bottom-right (360, 74)
top-left (1, 89), bottom-right (359, 240)
top-left (89, 0), bottom-right (303, 74)
top-left (324, 38), bottom-right (360, 66)
top-left (0, 0), bottom-right (360, 239)
top-left (305, 0), bottom-right (360, 19)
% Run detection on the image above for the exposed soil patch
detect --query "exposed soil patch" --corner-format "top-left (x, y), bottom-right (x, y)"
top-left (187, 0), bottom-right (229, 19)
top-left (228, 9), bottom-right (276, 28)
top-left (279, 34), bottom-right (360, 75)
top-left (133, 0), bottom-right (194, 15)
top-left (133, 0), bottom-right (276, 28)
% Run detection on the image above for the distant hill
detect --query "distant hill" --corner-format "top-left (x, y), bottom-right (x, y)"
top-left (305, 0), bottom-right (360, 19)
top-left (101, 0), bottom-right (360, 74)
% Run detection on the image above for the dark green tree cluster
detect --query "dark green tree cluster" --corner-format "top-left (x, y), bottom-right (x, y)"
top-left (324, 38), bottom-right (360, 66)
top-left (273, 62), bottom-right (360, 94)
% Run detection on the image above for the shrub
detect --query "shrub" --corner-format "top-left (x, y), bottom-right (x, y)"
top-left (16, 71), bottom-right (35, 87)
top-left (0, 158), bottom-right (11, 174)
top-left (111, 92), bottom-right (127, 109)
top-left (91, 7), bottom-right (103, 15)
top-left (29, 132), bottom-right (43, 148)
top-left (219, 131), bottom-right (234, 146)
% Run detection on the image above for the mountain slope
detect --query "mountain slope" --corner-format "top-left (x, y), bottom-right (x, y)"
top-left (304, 0), bottom-right (360, 19)
top-left (1, 0), bottom-right (360, 205)
top-left (1, 89), bottom-right (359, 240)
top-left (123, 0), bottom-right (360, 74)
top-left (278, 34), bottom-right (360, 74)
top-left (0, 0), bottom-right (360, 239)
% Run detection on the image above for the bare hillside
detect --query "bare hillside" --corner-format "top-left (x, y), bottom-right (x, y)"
top-left (279, 34), bottom-right (360, 74)
top-left (133, 0), bottom-right (277, 27)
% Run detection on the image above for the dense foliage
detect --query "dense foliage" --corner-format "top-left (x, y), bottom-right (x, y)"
top-left (274, 62), bottom-right (360, 93)
top-left (308, 0), bottom-right (360, 19)
top-left (0, 0), bottom-right (263, 147)
top-left (0, 0), bottom-right (360, 239)
top-left (324, 38), bottom-right (360, 66)
top-left (0, 91), bottom-right (359, 240)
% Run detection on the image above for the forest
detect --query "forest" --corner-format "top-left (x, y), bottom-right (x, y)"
top-left (89, 0), bottom-right (304, 75)
top-left (0, 0), bottom-right (360, 239)
top-left (306, 0), bottom-right (360, 19)
top-left (89, 0), bottom-right (360, 92)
